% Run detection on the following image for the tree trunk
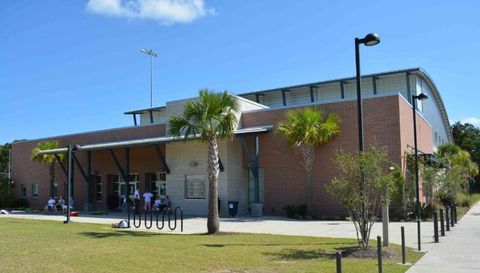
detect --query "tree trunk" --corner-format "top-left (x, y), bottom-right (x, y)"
top-left (207, 136), bottom-right (220, 234)
top-left (49, 162), bottom-right (55, 198)
top-left (306, 170), bottom-right (313, 215)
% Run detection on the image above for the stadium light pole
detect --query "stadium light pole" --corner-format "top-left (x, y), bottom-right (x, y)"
top-left (140, 48), bottom-right (158, 108)
top-left (412, 92), bottom-right (428, 251)
top-left (354, 33), bottom-right (380, 242)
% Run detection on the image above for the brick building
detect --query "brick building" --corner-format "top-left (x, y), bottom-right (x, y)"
top-left (11, 68), bottom-right (451, 217)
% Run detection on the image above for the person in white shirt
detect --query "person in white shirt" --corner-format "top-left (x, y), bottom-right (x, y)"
top-left (44, 197), bottom-right (56, 213)
top-left (143, 191), bottom-right (153, 211)
top-left (134, 189), bottom-right (140, 213)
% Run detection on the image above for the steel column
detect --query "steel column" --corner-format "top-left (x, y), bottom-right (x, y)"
top-left (281, 90), bottom-right (287, 106)
top-left (154, 145), bottom-right (170, 174)
top-left (108, 149), bottom-right (128, 182)
top-left (72, 153), bottom-right (89, 183)
top-left (240, 135), bottom-right (260, 203)
top-left (54, 154), bottom-right (68, 177)
top-left (87, 151), bottom-right (92, 209)
top-left (65, 145), bottom-right (73, 224)
top-left (149, 110), bottom-right (154, 124)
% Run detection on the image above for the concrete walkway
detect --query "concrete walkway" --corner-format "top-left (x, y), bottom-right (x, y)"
top-left (407, 202), bottom-right (480, 273)
top-left (1, 211), bottom-right (435, 250)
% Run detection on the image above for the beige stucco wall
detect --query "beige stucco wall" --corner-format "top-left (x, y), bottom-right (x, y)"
top-left (165, 138), bottom-right (247, 216)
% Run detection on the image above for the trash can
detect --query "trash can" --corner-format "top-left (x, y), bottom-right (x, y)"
top-left (228, 201), bottom-right (239, 217)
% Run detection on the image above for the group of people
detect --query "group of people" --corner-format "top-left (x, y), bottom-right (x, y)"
top-left (43, 196), bottom-right (74, 214)
top-left (132, 189), bottom-right (170, 212)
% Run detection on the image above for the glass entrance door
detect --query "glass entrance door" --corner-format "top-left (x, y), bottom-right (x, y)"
top-left (113, 173), bottom-right (139, 207)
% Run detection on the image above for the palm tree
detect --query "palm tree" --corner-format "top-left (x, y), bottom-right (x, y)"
top-left (278, 108), bottom-right (340, 214)
top-left (32, 141), bottom-right (65, 197)
top-left (169, 89), bottom-right (239, 234)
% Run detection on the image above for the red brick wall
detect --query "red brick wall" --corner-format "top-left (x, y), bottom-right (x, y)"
top-left (11, 124), bottom-right (166, 209)
top-left (398, 97), bottom-right (433, 202)
top-left (12, 95), bottom-right (433, 215)
top-left (241, 95), bottom-right (432, 217)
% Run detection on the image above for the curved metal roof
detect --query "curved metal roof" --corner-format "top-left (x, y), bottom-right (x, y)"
top-left (412, 68), bottom-right (453, 143)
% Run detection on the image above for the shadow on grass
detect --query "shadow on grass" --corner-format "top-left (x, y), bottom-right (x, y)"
top-left (202, 241), bottom-right (354, 248)
top-left (79, 231), bottom-right (160, 238)
top-left (265, 249), bottom-right (336, 261)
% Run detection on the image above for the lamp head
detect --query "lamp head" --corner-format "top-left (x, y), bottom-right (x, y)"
top-left (415, 93), bottom-right (428, 101)
top-left (359, 33), bottom-right (381, 46)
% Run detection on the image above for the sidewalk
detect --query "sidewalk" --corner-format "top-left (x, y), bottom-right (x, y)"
top-left (1, 211), bottom-right (435, 250)
top-left (407, 202), bottom-right (480, 273)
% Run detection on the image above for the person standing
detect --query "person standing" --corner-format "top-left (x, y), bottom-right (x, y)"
top-left (143, 190), bottom-right (153, 211)
top-left (134, 188), bottom-right (140, 213)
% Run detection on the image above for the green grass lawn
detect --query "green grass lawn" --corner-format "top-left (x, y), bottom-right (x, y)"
top-left (0, 218), bottom-right (422, 273)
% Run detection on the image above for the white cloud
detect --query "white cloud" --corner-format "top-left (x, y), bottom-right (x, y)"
top-left (86, 0), bottom-right (214, 24)
top-left (461, 117), bottom-right (480, 127)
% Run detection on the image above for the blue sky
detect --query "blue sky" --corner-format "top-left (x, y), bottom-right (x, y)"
top-left (1, 0), bottom-right (479, 144)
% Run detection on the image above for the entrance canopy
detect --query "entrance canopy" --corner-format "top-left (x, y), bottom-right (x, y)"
top-left (37, 125), bottom-right (273, 155)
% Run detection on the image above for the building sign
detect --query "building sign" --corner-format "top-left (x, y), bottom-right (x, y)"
top-left (185, 175), bottom-right (206, 199)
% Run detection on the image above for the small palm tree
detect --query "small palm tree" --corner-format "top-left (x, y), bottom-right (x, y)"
top-left (169, 89), bottom-right (239, 234)
top-left (32, 141), bottom-right (65, 197)
top-left (278, 108), bottom-right (340, 214)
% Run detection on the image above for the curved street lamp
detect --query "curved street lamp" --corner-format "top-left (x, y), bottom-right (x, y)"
top-left (354, 32), bottom-right (380, 244)
top-left (412, 92), bottom-right (429, 251)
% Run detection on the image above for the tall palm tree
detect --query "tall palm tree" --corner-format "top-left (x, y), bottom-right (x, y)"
top-left (32, 141), bottom-right (65, 197)
top-left (278, 108), bottom-right (340, 214)
top-left (169, 89), bottom-right (239, 234)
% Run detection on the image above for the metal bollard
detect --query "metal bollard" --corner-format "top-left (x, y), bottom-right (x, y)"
top-left (401, 226), bottom-right (406, 264)
top-left (440, 209), bottom-right (445, 236)
top-left (433, 212), bottom-right (439, 243)
top-left (377, 236), bottom-right (383, 273)
top-left (450, 206), bottom-right (455, 227)
top-left (336, 252), bottom-right (342, 273)
top-left (453, 204), bottom-right (458, 224)
top-left (445, 206), bottom-right (450, 231)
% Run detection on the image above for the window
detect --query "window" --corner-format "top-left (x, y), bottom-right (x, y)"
top-left (118, 173), bottom-right (140, 182)
top-left (95, 176), bottom-right (102, 202)
top-left (151, 172), bottom-right (167, 196)
top-left (20, 184), bottom-right (26, 198)
top-left (32, 184), bottom-right (39, 198)
top-left (53, 183), bottom-right (58, 197)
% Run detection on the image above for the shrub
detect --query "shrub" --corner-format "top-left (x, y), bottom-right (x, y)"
top-left (420, 203), bottom-right (435, 220)
top-left (456, 193), bottom-right (472, 207)
top-left (10, 198), bottom-right (29, 208)
top-left (283, 204), bottom-right (308, 219)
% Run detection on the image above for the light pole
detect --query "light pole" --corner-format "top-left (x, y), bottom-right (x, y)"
top-left (355, 33), bottom-right (380, 242)
top-left (64, 144), bottom-right (81, 224)
top-left (355, 33), bottom-right (380, 153)
top-left (412, 93), bottom-right (428, 251)
top-left (140, 48), bottom-right (158, 108)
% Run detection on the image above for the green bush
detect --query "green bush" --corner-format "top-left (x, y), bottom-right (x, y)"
top-left (10, 198), bottom-right (29, 209)
top-left (456, 192), bottom-right (472, 207)
top-left (420, 203), bottom-right (435, 220)
top-left (283, 204), bottom-right (308, 219)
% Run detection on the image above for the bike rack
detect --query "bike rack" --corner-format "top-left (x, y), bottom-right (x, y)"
top-left (133, 208), bottom-right (142, 228)
top-left (168, 207), bottom-right (184, 232)
top-left (126, 206), bottom-right (183, 232)
top-left (144, 210), bottom-right (153, 229)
